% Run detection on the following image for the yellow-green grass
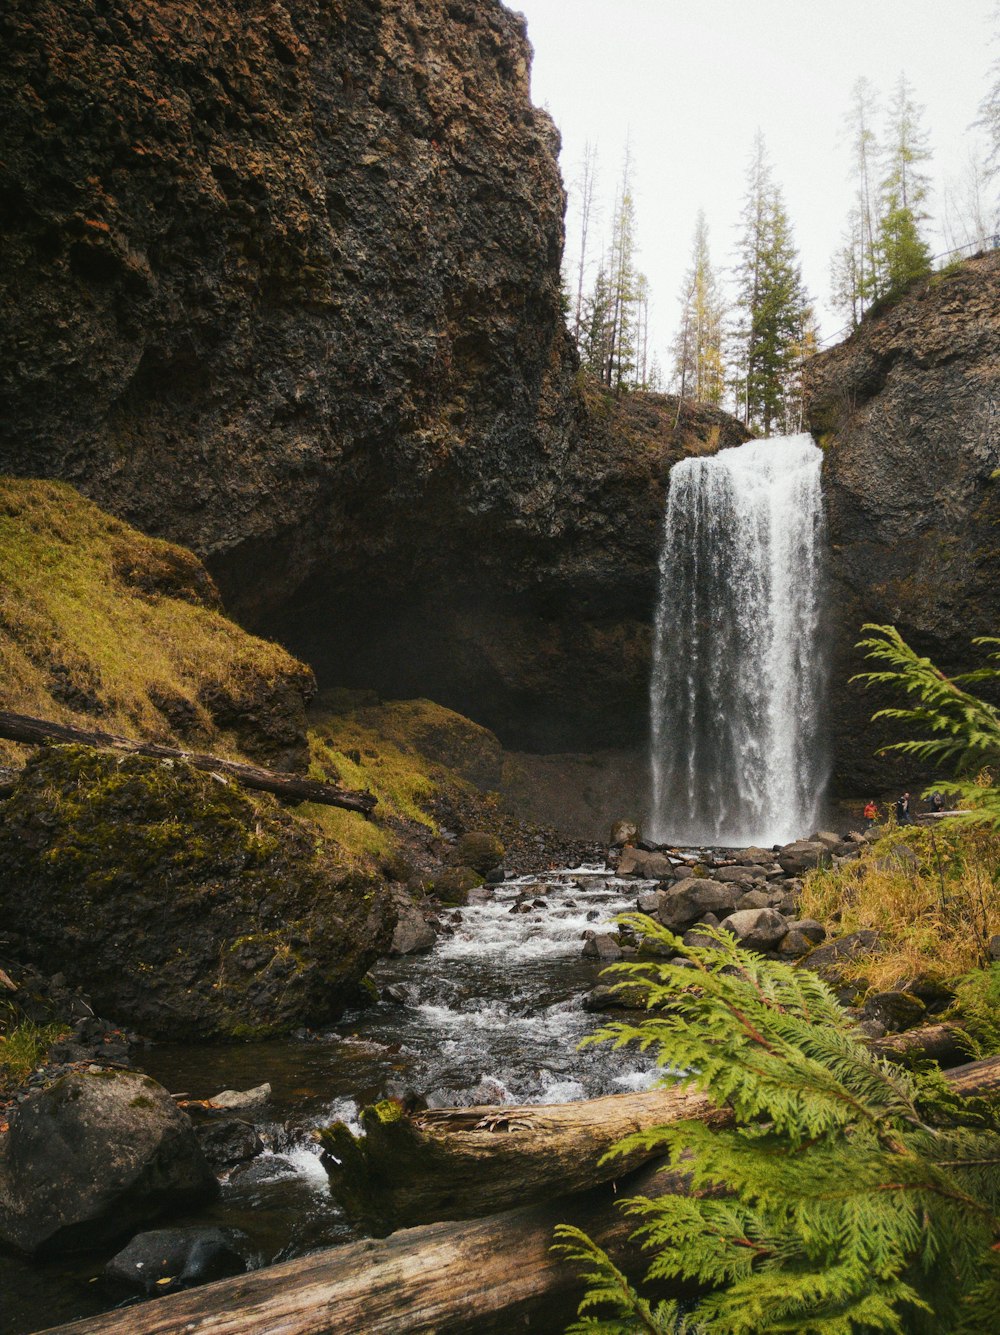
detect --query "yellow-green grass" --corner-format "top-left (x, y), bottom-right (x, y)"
top-left (0, 478), bottom-right (309, 766)
top-left (302, 698), bottom-right (499, 865)
top-left (0, 1018), bottom-right (69, 1089)
top-left (800, 824), bottom-right (1000, 988)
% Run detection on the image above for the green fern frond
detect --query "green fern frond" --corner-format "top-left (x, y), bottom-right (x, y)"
top-left (558, 923), bottom-right (1000, 1333)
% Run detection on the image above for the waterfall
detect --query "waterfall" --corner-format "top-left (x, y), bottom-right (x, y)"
top-left (649, 433), bottom-right (827, 847)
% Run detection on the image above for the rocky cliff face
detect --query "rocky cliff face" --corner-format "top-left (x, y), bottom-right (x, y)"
top-left (806, 252), bottom-right (1000, 794)
top-left (0, 0), bottom-right (745, 755)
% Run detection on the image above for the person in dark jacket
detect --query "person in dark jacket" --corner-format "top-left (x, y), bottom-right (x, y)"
top-left (895, 792), bottom-right (914, 825)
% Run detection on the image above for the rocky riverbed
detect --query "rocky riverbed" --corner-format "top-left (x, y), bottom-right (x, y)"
top-left (0, 821), bottom-right (964, 1335)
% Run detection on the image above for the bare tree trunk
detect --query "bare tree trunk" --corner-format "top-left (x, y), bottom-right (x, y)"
top-left (0, 711), bottom-right (376, 814)
top-left (318, 1083), bottom-right (722, 1233)
top-left (43, 1163), bottom-right (687, 1335)
top-left (44, 1057), bottom-right (1000, 1335)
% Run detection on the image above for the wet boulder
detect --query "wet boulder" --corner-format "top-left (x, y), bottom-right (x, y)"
top-left (715, 865), bottom-right (766, 884)
top-left (0, 1070), bottom-right (217, 1256)
top-left (719, 907), bottom-right (789, 952)
top-left (432, 866), bottom-right (483, 905)
top-left (812, 831), bottom-right (843, 849)
top-left (861, 990), bottom-right (927, 1033)
top-left (609, 820), bottom-right (640, 846)
top-left (105, 1226), bottom-right (249, 1295)
top-left (389, 891), bottom-right (436, 955)
top-left (735, 846), bottom-right (779, 866)
top-left (734, 888), bottom-right (772, 912)
top-left (617, 848), bottom-right (679, 880)
top-left (582, 932), bottom-right (623, 962)
top-left (194, 1119), bottom-right (264, 1170)
top-left (211, 1084), bottom-right (271, 1114)
top-left (801, 929), bottom-right (881, 975)
top-left (777, 840), bottom-right (830, 876)
top-left (658, 879), bottom-right (741, 931)
top-left (454, 832), bottom-right (504, 875)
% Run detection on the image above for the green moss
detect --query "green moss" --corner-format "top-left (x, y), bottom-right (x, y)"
top-left (0, 477), bottom-right (310, 768)
top-left (365, 1099), bottom-right (404, 1126)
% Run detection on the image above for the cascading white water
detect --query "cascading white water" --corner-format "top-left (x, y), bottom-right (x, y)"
top-left (649, 433), bottom-right (827, 847)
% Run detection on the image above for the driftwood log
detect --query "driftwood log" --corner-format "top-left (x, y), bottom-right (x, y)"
top-left (317, 1083), bottom-right (724, 1233)
top-left (873, 1022), bottom-right (970, 1068)
top-left (40, 1161), bottom-right (684, 1335)
top-left (0, 710), bottom-right (376, 815)
top-left (320, 1045), bottom-right (1000, 1234)
top-left (44, 1055), bottom-right (1000, 1335)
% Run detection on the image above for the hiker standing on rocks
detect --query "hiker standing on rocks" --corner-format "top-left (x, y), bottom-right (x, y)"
top-left (863, 799), bottom-right (879, 830)
top-left (895, 792), bottom-right (915, 825)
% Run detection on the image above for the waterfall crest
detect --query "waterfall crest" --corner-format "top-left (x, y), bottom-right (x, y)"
top-left (649, 433), bottom-right (827, 847)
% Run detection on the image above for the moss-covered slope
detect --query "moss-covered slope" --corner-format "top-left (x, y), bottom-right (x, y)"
top-left (0, 745), bottom-right (393, 1040)
top-left (0, 478), bottom-right (315, 770)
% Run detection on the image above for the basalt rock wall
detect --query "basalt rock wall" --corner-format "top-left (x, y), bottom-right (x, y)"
top-left (0, 0), bottom-right (746, 754)
top-left (805, 252), bottom-right (1000, 795)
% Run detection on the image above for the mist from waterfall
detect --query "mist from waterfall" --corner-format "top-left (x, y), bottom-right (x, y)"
top-left (649, 433), bottom-right (827, 847)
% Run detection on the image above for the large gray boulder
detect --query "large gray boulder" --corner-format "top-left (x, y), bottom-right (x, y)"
top-left (389, 891), bottom-right (436, 956)
top-left (658, 878), bottom-right (741, 931)
top-left (617, 848), bottom-right (680, 880)
top-left (0, 1070), bottom-right (217, 1257)
top-left (720, 907), bottom-right (790, 952)
top-left (714, 865), bottom-right (767, 884)
top-left (105, 1226), bottom-right (248, 1295)
top-left (777, 840), bottom-right (830, 876)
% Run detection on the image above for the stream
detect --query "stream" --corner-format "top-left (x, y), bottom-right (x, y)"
top-left (3, 865), bottom-right (669, 1334)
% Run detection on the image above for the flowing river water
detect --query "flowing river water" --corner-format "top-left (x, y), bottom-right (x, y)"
top-left (3, 864), bottom-right (678, 1334)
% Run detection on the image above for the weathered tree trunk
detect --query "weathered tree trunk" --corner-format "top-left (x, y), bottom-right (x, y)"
top-left (317, 1083), bottom-right (723, 1234)
top-left (942, 1053), bottom-right (1000, 1100)
top-left (873, 1022), bottom-right (969, 1068)
top-left (319, 1043), bottom-right (999, 1234)
top-left (0, 710), bottom-right (376, 814)
top-left (41, 1162), bottom-right (682, 1335)
top-left (43, 1057), bottom-right (1000, 1335)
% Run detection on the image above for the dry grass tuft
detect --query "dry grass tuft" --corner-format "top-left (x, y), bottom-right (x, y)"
top-left (800, 823), bottom-right (1000, 988)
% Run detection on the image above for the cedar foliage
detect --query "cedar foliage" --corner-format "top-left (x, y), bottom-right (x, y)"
top-left (555, 920), bottom-right (1000, 1333)
top-left (853, 624), bottom-right (1000, 829)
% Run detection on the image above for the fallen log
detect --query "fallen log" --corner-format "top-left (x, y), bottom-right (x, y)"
top-left (43, 1057), bottom-right (1000, 1335)
top-left (41, 1161), bottom-right (683, 1335)
top-left (317, 1083), bottom-right (723, 1234)
top-left (0, 710), bottom-right (376, 815)
top-left (873, 1022), bottom-right (969, 1068)
top-left (319, 1052), bottom-right (1000, 1234)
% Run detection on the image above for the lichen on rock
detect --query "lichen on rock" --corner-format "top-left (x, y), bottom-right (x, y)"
top-left (0, 745), bottom-right (393, 1039)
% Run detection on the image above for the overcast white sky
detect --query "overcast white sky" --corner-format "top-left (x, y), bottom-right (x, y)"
top-left (513, 0), bottom-right (997, 369)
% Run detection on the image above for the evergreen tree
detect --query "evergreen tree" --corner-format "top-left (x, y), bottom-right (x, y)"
top-left (570, 142), bottom-right (600, 347)
top-left (975, 12), bottom-right (1000, 200)
top-left (604, 148), bottom-right (639, 393)
top-left (731, 134), bottom-right (810, 434)
top-left (876, 74), bottom-right (933, 292)
top-left (579, 262), bottom-right (614, 381)
top-left (832, 78), bottom-right (883, 326)
top-left (671, 211), bottom-right (725, 406)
